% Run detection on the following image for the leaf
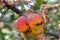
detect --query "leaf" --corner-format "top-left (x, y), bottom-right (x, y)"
top-left (3, 13), bottom-right (13, 21)
top-left (27, 36), bottom-right (36, 40)
top-left (32, 0), bottom-right (44, 11)
top-left (35, 0), bottom-right (44, 6)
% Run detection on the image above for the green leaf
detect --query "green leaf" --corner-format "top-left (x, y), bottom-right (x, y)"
top-left (27, 36), bottom-right (36, 40)
top-left (57, 20), bottom-right (60, 24)
top-left (32, 0), bottom-right (44, 11)
top-left (35, 0), bottom-right (44, 6)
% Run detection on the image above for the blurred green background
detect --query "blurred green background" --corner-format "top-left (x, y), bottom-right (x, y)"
top-left (0, 0), bottom-right (60, 40)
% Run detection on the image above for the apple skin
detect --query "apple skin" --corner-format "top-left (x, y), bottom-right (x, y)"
top-left (28, 14), bottom-right (43, 35)
top-left (15, 16), bottom-right (29, 32)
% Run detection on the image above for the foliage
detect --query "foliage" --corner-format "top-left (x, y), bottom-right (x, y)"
top-left (0, 0), bottom-right (60, 40)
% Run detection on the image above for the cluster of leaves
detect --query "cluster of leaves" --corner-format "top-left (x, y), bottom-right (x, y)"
top-left (0, 0), bottom-right (60, 40)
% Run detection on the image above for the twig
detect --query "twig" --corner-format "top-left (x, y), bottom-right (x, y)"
top-left (46, 32), bottom-right (59, 38)
top-left (3, 0), bottom-right (23, 16)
